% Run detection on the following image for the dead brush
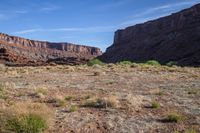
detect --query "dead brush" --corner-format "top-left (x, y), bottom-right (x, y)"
top-left (83, 95), bottom-right (119, 108)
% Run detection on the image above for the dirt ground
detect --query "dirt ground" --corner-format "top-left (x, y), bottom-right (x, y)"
top-left (0, 64), bottom-right (200, 133)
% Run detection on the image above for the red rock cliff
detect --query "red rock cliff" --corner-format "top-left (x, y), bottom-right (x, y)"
top-left (0, 33), bottom-right (102, 65)
top-left (99, 4), bottom-right (200, 66)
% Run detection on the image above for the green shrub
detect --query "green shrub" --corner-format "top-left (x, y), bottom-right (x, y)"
top-left (5, 114), bottom-right (47, 133)
top-left (188, 90), bottom-right (197, 95)
top-left (156, 91), bottom-right (164, 96)
top-left (185, 129), bottom-right (196, 133)
top-left (145, 60), bottom-right (161, 66)
top-left (165, 113), bottom-right (182, 123)
top-left (84, 95), bottom-right (91, 99)
top-left (0, 102), bottom-right (52, 133)
top-left (166, 61), bottom-right (178, 67)
top-left (87, 59), bottom-right (104, 66)
top-left (0, 84), bottom-right (6, 99)
top-left (84, 98), bottom-right (105, 108)
top-left (173, 131), bottom-right (180, 133)
top-left (57, 100), bottom-right (66, 107)
top-left (65, 96), bottom-right (73, 101)
top-left (69, 105), bottom-right (77, 112)
top-left (151, 102), bottom-right (160, 109)
top-left (118, 61), bottom-right (132, 65)
top-left (83, 96), bottom-right (118, 108)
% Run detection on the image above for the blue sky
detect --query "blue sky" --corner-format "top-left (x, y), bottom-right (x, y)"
top-left (0, 0), bottom-right (200, 51)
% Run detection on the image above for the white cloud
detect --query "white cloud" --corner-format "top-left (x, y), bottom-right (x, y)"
top-left (13, 29), bottom-right (44, 34)
top-left (13, 26), bottom-right (117, 35)
top-left (40, 5), bottom-right (60, 12)
top-left (14, 10), bottom-right (28, 14)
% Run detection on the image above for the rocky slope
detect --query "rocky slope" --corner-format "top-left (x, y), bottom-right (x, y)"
top-left (0, 33), bottom-right (102, 66)
top-left (99, 4), bottom-right (200, 66)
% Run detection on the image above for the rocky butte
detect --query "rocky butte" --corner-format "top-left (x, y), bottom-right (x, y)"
top-left (0, 33), bottom-right (102, 66)
top-left (99, 4), bottom-right (200, 66)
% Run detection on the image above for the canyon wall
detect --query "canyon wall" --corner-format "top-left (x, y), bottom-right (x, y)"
top-left (99, 4), bottom-right (200, 66)
top-left (0, 33), bottom-right (102, 65)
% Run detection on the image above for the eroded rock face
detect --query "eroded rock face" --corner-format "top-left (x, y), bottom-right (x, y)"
top-left (99, 4), bottom-right (200, 66)
top-left (0, 33), bottom-right (102, 66)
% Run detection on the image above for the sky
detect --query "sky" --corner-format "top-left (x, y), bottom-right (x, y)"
top-left (0, 0), bottom-right (200, 51)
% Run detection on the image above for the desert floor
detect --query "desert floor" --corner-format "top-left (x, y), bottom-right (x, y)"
top-left (0, 64), bottom-right (200, 133)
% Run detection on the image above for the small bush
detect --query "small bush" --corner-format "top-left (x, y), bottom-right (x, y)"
top-left (35, 87), bottom-right (48, 95)
top-left (165, 113), bottom-right (182, 123)
top-left (57, 100), bottom-right (66, 107)
top-left (65, 96), bottom-right (73, 101)
top-left (84, 98), bottom-right (105, 108)
top-left (0, 64), bottom-right (6, 71)
top-left (118, 61), bottom-right (132, 65)
top-left (83, 96), bottom-right (118, 108)
top-left (188, 90), bottom-right (197, 95)
top-left (69, 105), bottom-right (77, 112)
top-left (5, 114), bottom-right (47, 133)
top-left (151, 102), bottom-right (160, 109)
top-left (0, 102), bottom-right (53, 133)
top-left (156, 91), bottom-right (164, 96)
top-left (173, 131), bottom-right (180, 133)
top-left (84, 95), bottom-right (91, 99)
top-left (145, 60), bottom-right (161, 66)
top-left (184, 129), bottom-right (196, 133)
top-left (166, 61), bottom-right (178, 67)
top-left (87, 59), bottom-right (104, 66)
top-left (0, 84), bottom-right (6, 99)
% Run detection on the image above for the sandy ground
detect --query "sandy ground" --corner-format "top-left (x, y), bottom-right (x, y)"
top-left (0, 64), bottom-right (199, 133)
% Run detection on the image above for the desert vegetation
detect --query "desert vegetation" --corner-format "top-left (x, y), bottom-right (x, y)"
top-left (0, 62), bottom-right (199, 133)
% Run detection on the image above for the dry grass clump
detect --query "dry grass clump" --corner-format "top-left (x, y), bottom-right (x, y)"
top-left (188, 90), bottom-right (198, 95)
top-left (32, 87), bottom-right (48, 99)
top-left (0, 63), bottom-right (6, 71)
top-left (83, 96), bottom-right (118, 108)
top-left (0, 84), bottom-right (6, 99)
top-left (173, 129), bottom-right (196, 133)
top-left (65, 95), bottom-right (74, 101)
top-left (35, 87), bottom-right (48, 95)
top-left (164, 112), bottom-right (182, 123)
top-left (184, 129), bottom-right (196, 133)
top-left (68, 105), bottom-right (78, 112)
top-left (56, 99), bottom-right (66, 107)
top-left (0, 82), bottom-right (15, 100)
top-left (0, 102), bottom-right (53, 133)
top-left (151, 101), bottom-right (160, 109)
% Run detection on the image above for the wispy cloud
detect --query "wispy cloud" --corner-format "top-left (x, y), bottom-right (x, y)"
top-left (13, 26), bottom-right (117, 35)
top-left (13, 29), bottom-right (44, 34)
top-left (13, 10), bottom-right (28, 14)
top-left (40, 5), bottom-right (60, 12)
top-left (0, 9), bottom-right (28, 21)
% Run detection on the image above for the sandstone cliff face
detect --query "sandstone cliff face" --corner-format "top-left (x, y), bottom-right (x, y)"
top-left (0, 33), bottom-right (102, 65)
top-left (99, 4), bottom-right (200, 66)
